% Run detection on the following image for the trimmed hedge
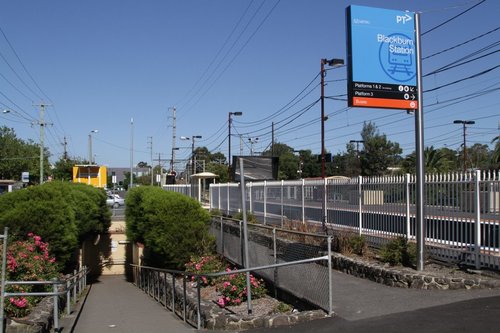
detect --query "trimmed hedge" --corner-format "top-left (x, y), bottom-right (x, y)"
top-left (0, 181), bottom-right (111, 270)
top-left (126, 186), bottom-right (214, 269)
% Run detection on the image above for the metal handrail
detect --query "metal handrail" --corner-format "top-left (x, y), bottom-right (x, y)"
top-left (1, 266), bottom-right (89, 333)
top-left (131, 254), bottom-right (332, 329)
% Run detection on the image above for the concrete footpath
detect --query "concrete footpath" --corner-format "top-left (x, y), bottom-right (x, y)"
top-left (63, 271), bottom-right (500, 333)
top-left (67, 275), bottom-right (196, 333)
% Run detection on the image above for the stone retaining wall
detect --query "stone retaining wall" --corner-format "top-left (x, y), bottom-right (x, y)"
top-left (163, 278), bottom-right (327, 331)
top-left (5, 297), bottom-right (54, 333)
top-left (330, 253), bottom-right (500, 290)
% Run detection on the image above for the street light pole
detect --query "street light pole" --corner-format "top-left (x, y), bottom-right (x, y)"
top-left (349, 139), bottom-right (364, 175)
top-left (191, 135), bottom-right (202, 176)
top-left (228, 112), bottom-right (243, 180)
top-left (453, 120), bottom-right (475, 172)
top-left (248, 137), bottom-right (259, 156)
top-left (88, 130), bottom-right (98, 164)
top-left (320, 58), bottom-right (344, 178)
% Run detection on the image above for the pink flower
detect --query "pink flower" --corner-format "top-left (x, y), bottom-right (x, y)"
top-left (201, 276), bottom-right (208, 285)
top-left (231, 286), bottom-right (237, 292)
top-left (234, 298), bottom-right (241, 304)
top-left (27, 232), bottom-right (34, 237)
top-left (217, 297), bottom-right (225, 307)
top-left (195, 264), bottom-right (201, 271)
top-left (223, 281), bottom-right (231, 288)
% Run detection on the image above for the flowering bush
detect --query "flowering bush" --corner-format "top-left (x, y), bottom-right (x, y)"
top-left (184, 255), bottom-right (226, 286)
top-left (2, 233), bottom-right (59, 318)
top-left (216, 269), bottom-right (267, 307)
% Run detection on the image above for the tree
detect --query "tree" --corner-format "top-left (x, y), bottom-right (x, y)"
top-left (262, 142), bottom-right (299, 180)
top-left (125, 187), bottom-right (213, 269)
top-left (468, 143), bottom-right (490, 170)
top-left (360, 122), bottom-right (402, 176)
top-left (51, 156), bottom-right (87, 181)
top-left (0, 126), bottom-right (49, 183)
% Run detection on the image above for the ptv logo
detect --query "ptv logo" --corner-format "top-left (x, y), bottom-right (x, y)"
top-left (396, 13), bottom-right (412, 24)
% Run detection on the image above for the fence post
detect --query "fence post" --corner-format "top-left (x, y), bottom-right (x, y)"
top-left (327, 236), bottom-right (333, 316)
top-left (220, 216), bottom-right (224, 255)
top-left (264, 180), bottom-right (267, 225)
top-left (227, 183), bottom-right (230, 215)
top-left (239, 220), bottom-right (243, 266)
top-left (301, 179), bottom-right (305, 224)
top-left (183, 276), bottom-right (187, 322)
top-left (172, 273), bottom-right (176, 311)
top-left (73, 270), bottom-right (77, 304)
top-left (0, 227), bottom-right (9, 333)
top-left (405, 174), bottom-right (411, 239)
top-left (358, 176), bottom-right (363, 236)
top-left (249, 182), bottom-right (253, 214)
top-left (196, 277), bottom-right (201, 330)
top-left (323, 178), bottom-right (328, 228)
top-left (280, 180), bottom-right (284, 228)
top-left (273, 228), bottom-right (279, 299)
top-left (474, 169), bottom-right (481, 270)
top-left (66, 277), bottom-right (71, 315)
top-left (53, 279), bottom-right (59, 331)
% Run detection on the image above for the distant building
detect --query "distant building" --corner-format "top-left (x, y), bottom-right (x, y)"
top-left (107, 167), bottom-right (151, 185)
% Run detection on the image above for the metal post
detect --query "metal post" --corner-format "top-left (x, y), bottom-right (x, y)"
top-left (327, 236), bottom-right (333, 316)
top-left (415, 13), bottom-right (426, 271)
top-left (0, 227), bottom-right (8, 333)
top-left (301, 179), bottom-right (305, 224)
top-left (405, 174), bottom-right (411, 239)
top-left (323, 178), bottom-right (328, 232)
top-left (321, 59), bottom-right (326, 179)
top-left (474, 169), bottom-right (481, 269)
top-left (73, 270), bottom-right (77, 304)
top-left (196, 277), bottom-right (201, 330)
top-left (66, 278), bottom-right (71, 315)
top-left (263, 180), bottom-right (267, 225)
top-left (53, 280), bottom-right (59, 331)
top-left (239, 158), bottom-right (252, 315)
top-left (182, 276), bottom-right (187, 322)
top-left (273, 228), bottom-right (278, 299)
top-left (280, 180), bottom-right (284, 228)
top-left (358, 176), bottom-right (363, 235)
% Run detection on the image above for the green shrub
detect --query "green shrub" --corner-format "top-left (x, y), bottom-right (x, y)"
top-left (335, 231), bottom-right (368, 256)
top-left (0, 181), bottom-right (111, 270)
top-left (126, 187), bottom-right (215, 269)
top-left (275, 302), bottom-right (293, 313)
top-left (0, 184), bottom-right (78, 267)
top-left (233, 211), bottom-right (258, 224)
top-left (379, 236), bottom-right (416, 267)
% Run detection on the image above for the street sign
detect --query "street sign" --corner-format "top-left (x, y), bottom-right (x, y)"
top-left (21, 172), bottom-right (29, 183)
top-left (346, 5), bottom-right (418, 110)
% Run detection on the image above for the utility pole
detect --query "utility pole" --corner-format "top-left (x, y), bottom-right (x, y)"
top-left (271, 122), bottom-right (275, 156)
top-left (62, 136), bottom-right (68, 161)
top-left (148, 136), bottom-right (153, 185)
top-left (453, 120), bottom-right (475, 172)
top-left (154, 153), bottom-right (169, 186)
top-left (33, 103), bottom-right (52, 184)
top-left (130, 118), bottom-right (134, 188)
top-left (169, 107), bottom-right (177, 173)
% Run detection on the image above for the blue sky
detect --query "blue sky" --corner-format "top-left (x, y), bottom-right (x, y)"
top-left (1, 0), bottom-right (499, 170)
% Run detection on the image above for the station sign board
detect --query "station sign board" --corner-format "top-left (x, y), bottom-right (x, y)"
top-left (346, 5), bottom-right (418, 110)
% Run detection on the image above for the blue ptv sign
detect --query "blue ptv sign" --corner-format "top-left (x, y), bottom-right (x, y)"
top-left (346, 5), bottom-right (418, 110)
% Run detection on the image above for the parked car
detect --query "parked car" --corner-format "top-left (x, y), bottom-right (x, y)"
top-left (106, 194), bottom-right (125, 208)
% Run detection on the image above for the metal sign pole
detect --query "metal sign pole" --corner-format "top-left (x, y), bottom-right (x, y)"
top-left (414, 12), bottom-right (426, 271)
top-left (239, 158), bottom-right (252, 314)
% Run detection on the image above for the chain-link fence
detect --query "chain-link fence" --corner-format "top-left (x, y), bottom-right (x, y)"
top-left (210, 217), bottom-right (332, 312)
